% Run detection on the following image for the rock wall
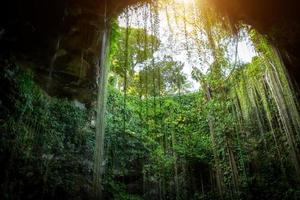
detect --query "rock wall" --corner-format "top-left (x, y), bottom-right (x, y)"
top-left (0, 0), bottom-right (142, 105)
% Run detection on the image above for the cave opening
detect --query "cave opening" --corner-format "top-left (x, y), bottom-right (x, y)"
top-left (95, 0), bottom-right (300, 199)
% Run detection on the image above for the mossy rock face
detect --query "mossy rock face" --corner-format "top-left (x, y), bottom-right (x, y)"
top-left (1, 0), bottom-right (300, 103)
top-left (0, 0), bottom-right (143, 105)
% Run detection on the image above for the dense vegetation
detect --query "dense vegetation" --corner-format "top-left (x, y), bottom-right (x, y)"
top-left (1, 0), bottom-right (300, 200)
top-left (0, 65), bottom-right (94, 199)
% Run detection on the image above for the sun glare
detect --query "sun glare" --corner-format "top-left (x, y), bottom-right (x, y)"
top-left (174, 0), bottom-right (193, 5)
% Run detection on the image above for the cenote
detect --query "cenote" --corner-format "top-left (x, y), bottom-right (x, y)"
top-left (1, 0), bottom-right (300, 199)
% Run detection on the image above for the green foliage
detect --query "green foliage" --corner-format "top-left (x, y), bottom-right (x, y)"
top-left (133, 56), bottom-right (190, 96)
top-left (103, 82), bottom-right (214, 199)
top-left (110, 26), bottom-right (160, 78)
top-left (0, 66), bottom-right (94, 199)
